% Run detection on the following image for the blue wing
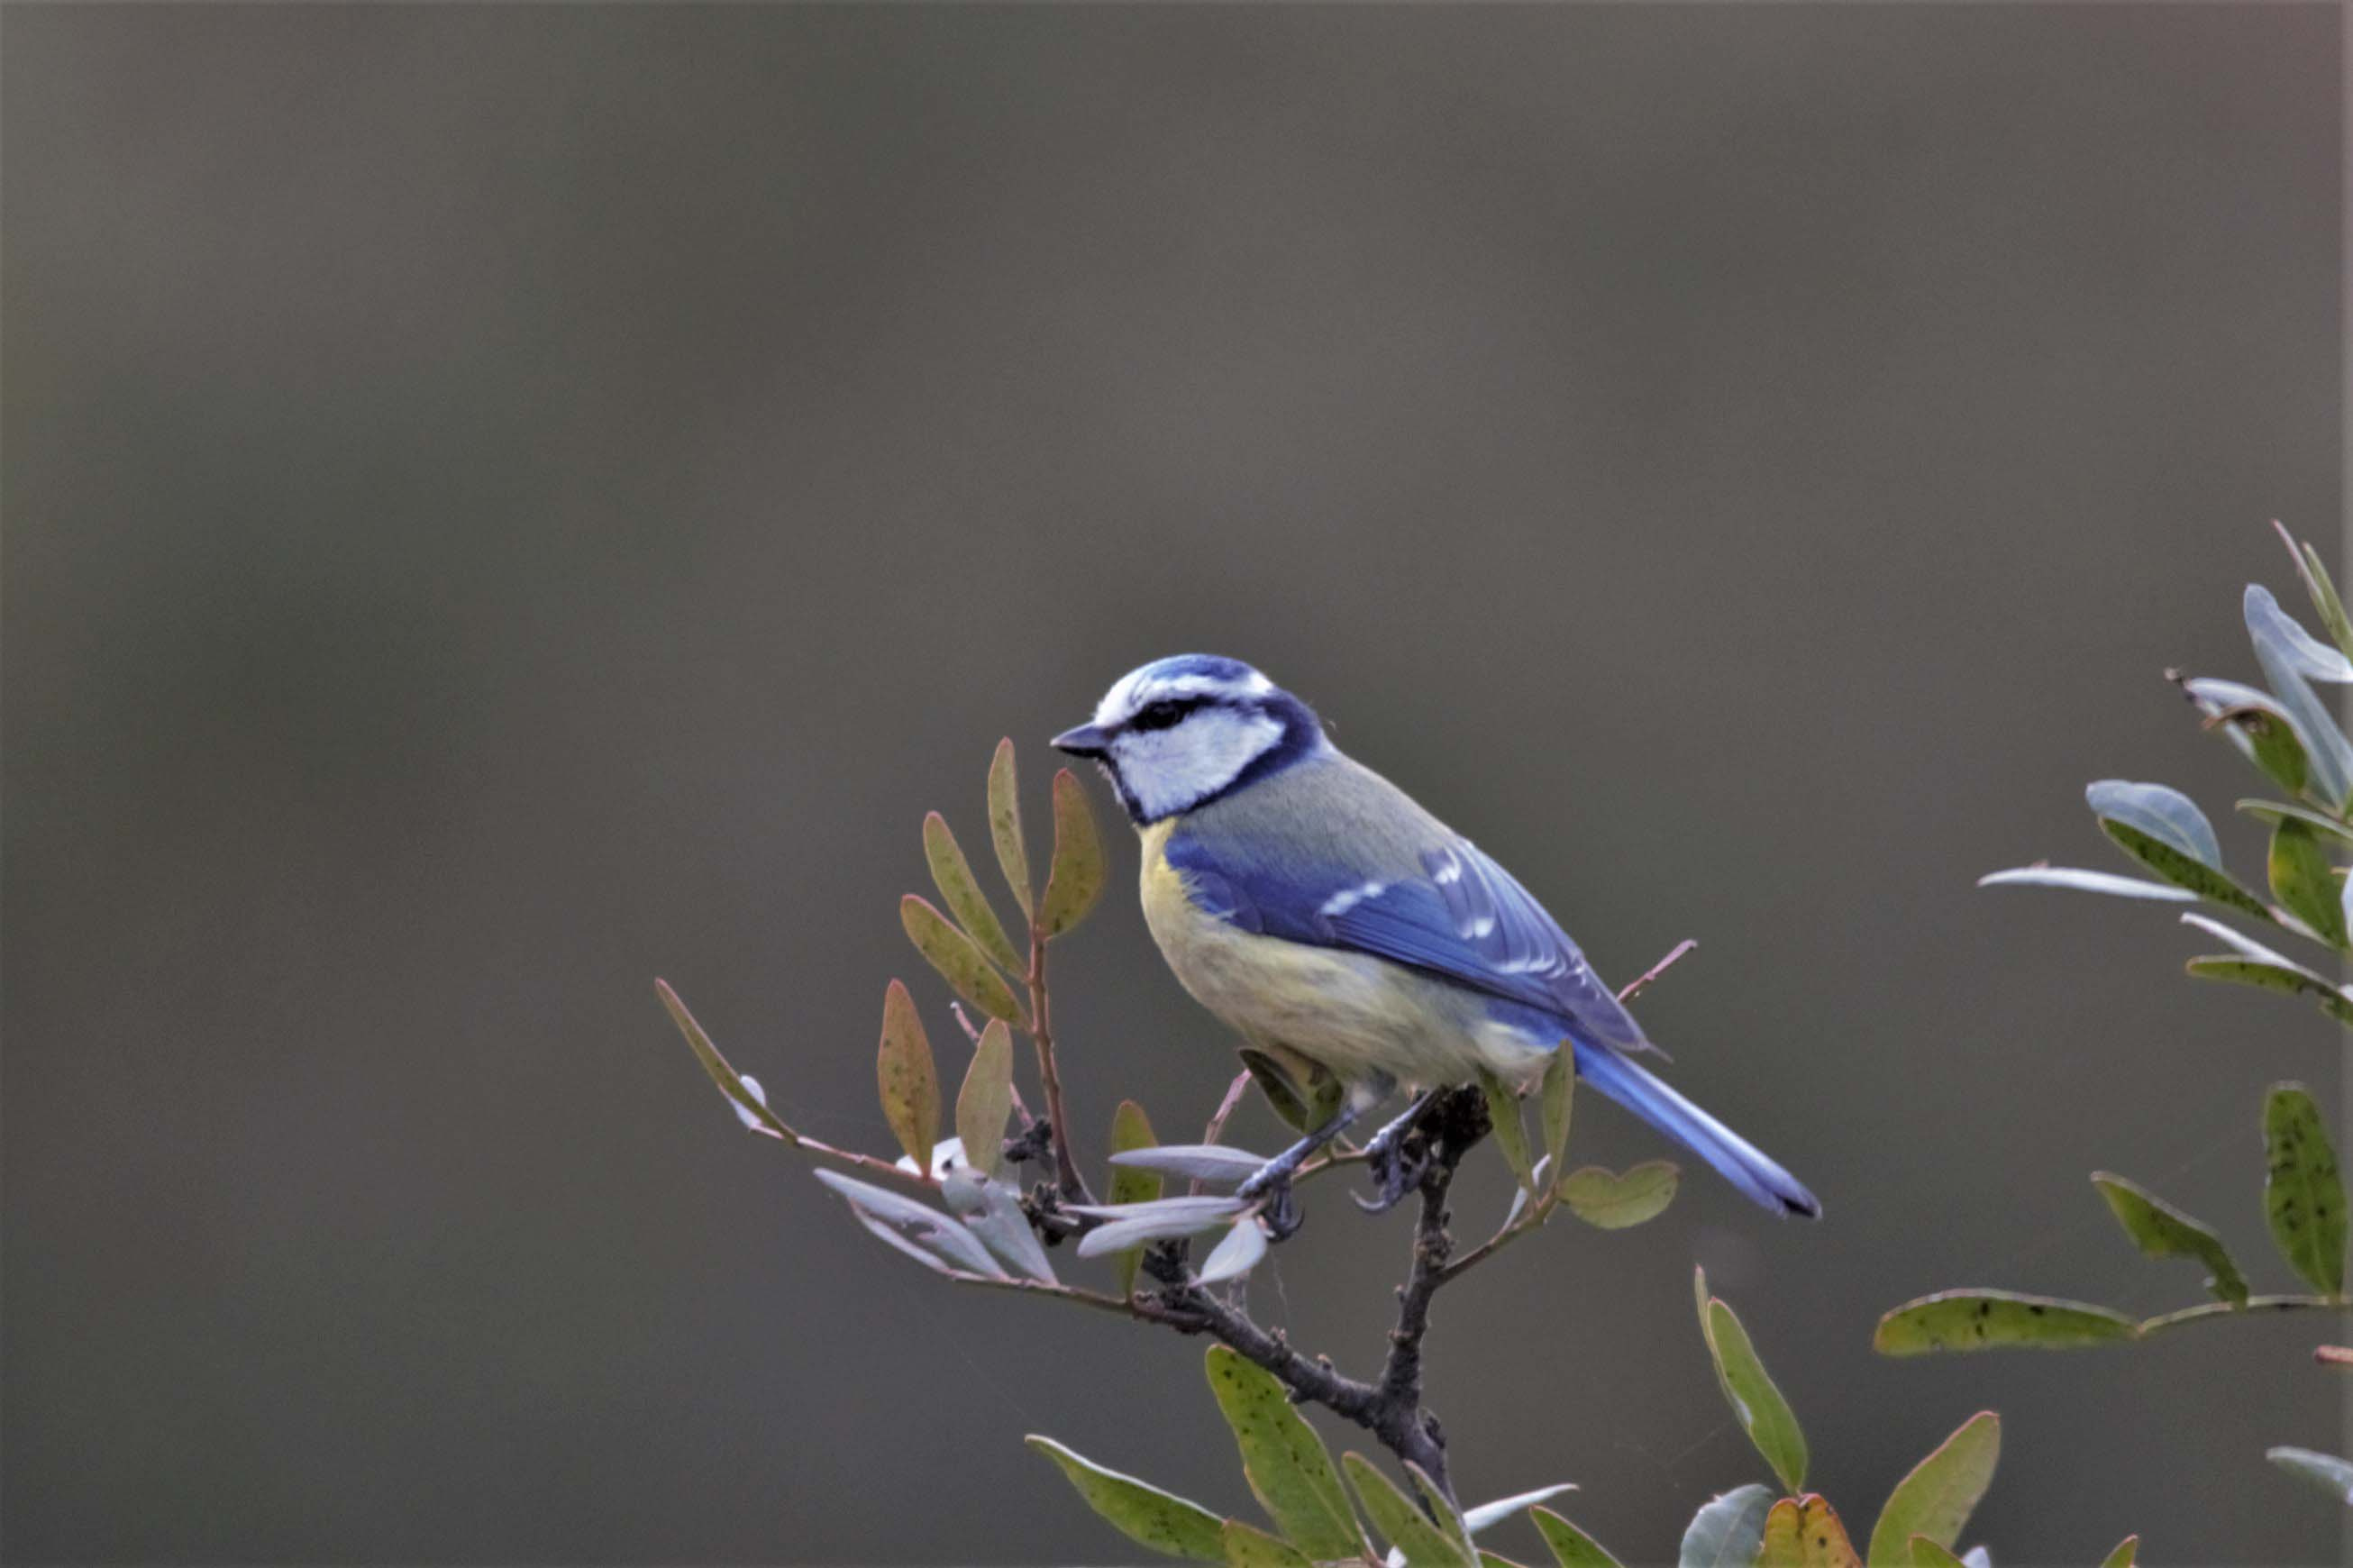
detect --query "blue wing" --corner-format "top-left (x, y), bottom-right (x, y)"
top-left (1164, 828), bottom-right (1656, 1058)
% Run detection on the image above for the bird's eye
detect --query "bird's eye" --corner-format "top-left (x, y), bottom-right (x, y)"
top-left (1130, 700), bottom-right (1191, 733)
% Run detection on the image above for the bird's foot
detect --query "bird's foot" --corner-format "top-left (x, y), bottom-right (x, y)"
top-left (1351, 1092), bottom-right (1438, 1214)
top-left (1257, 1177), bottom-right (1304, 1242)
top-left (1236, 1159), bottom-right (1306, 1242)
top-left (1351, 1144), bottom-right (1427, 1214)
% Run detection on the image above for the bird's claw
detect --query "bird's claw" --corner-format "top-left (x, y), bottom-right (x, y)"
top-left (1258, 1180), bottom-right (1303, 1242)
top-left (1237, 1163), bottom-right (1306, 1242)
top-left (1352, 1127), bottom-right (1427, 1214)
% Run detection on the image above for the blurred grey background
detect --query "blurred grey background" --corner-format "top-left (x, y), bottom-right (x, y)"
top-left (4, 5), bottom-right (2344, 1564)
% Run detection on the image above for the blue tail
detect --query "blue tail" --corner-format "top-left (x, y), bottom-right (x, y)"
top-left (1571, 1041), bottom-right (1820, 1218)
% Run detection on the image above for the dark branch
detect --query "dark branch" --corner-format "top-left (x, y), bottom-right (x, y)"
top-left (1118, 1086), bottom-right (1489, 1507)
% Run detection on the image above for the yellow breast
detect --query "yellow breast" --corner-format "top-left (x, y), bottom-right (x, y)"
top-left (1134, 819), bottom-right (1543, 1090)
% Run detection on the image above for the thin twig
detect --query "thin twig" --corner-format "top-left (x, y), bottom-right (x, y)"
top-left (779, 1133), bottom-right (944, 1192)
top-left (1618, 937), bottom-right (1698, 1005)
top-left (2134, 1294), bottom-right (2341, 1336)
top-left (941, 1268), bottom-right (1141, 1318)
top-left (1025, 928), bottom-right (1093, 1207)
top-left (1190, 1069), bottom-right (1254, 1198)
top-left (1435, 1199), bottom-right (1546, 1286)
top-left (1200, 1069), bottom-right (1254, 1149)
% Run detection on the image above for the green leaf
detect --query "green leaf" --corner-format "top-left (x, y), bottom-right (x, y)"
top-left (1539, 1050), bottom-right (1575, 1180)
top-left (1872, 1290), bottom-right (2139, 1355)
top-left (1559, 1162), bottom-right (1679, 1229)
top-left (1531, 1508), bottom-right (1624, 1568)
top-left (954, 1018), bottom-right (1015, 1181)
top-left (1039, 768), bottom-right (1107, 939)
top-left (1343, 1453), bottom-right (1473, 1568)
top-left (1202, 1345), bottom-right (1364, 1560)
top-left (2097, 1535), bottom-right (2140, 1568)
top-left (1026, 1435), bottom-right (1227, 1560)
top-left (1409, 1463), bottom-right (1478, 1563)
top-left (1694, 1268), bottom-right (1807, 1492)
top-left (901, 895), bottom-right (1026, 1024)
top-left (1865, 1411), bottom-right (1999, 1568)
top-left (2237, 798), bottom-right (2353, 848)
top-left (2265, 1083), bottom-right (2348, 1298)
top-left (1679, 1485), bottom-right (1774, 1568)
top-left (2267, 1445), bottom-right (2353, 1505)
top-left (2186, 955), bottom-right (2353, 1009)
top-left (2271, 816), bottom-right (2350, 945)
top-left (2239, 710), bottom-right (2313, 798)
top-left (1759, 1496), bottom-right (1861, 1568)
top-left (922, 811), bottom-right (1026, 976)
top-left (989, 738), bottom-right (1035, 919)
top-left (1907, 1538), bottom-right (1967, 1568)
top-left (1107, 1099), bottom-right (1163, 1298)
top-left (1220, 1520), bottom-right (1314, 1568)
top-left (874, 980), bottom-right (942, 1172)
top-left (2097, 820), bottom-right (2271, 918)
top-left (2177, 913), bottom-right (2353, 1023)
top-left (2091, 1172), bottom-right (2249, 1307)
top-left (2185, 679), bottom-right (2315, 798)
top-left (1238, 1045), bottom-right (1345, 1134)
top-left (655, 980), bottom-right (798, 1141)
top-left (2281, 519), bottom-right (2353, 663)
top-left (1479, 1067), bottom-right (1537, 1193)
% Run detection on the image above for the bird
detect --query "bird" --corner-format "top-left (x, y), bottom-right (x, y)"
top-left (1051, 653), bottom-right (1819, 1231)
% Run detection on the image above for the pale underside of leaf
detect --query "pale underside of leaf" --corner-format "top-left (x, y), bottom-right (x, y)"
top-left (1679, 1485), bottom-right (1774, 1568)
top-left (1111, 1144), bottom-right (1273, 1183)
top-left (2267, 1445), bottom-right (2353, 1505)
top-left (1196, 1217), bottom-right (1270, 1284)
top-left (814, 1168), bottom-right (1004, 1278)
top-left (1976, 867), bottom-right (2197, 901)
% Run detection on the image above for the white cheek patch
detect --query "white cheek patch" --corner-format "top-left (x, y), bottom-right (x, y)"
top-left (1112, 709), bottom-right (1284, 820)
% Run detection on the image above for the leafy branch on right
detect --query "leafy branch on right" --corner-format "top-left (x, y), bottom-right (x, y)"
top-left (1885, 522), bottom-right (2352, 1505)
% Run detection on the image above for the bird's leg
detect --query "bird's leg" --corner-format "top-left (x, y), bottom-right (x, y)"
top-left (1235, 1102), bottom-right (1361, 1241)
top-left (1351, 1089), bottom-right (1442, 1214)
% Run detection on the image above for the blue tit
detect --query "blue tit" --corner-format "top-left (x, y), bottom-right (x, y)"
top-left (1052, 653), bottom-right (1819, 1226)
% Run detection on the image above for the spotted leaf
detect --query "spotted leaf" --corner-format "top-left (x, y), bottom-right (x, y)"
top-left (2265, 1083), bottom-right (2347, 1299)
top-left (1873, 1290), bottom-right (2138, 1355)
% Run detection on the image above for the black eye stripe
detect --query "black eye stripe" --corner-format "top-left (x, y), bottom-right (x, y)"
top-left (1127, 697), bottom-right (1206, 733)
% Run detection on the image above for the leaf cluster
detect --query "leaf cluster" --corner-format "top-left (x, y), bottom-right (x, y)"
top-left (1681, 1272), bottom-right (2136, 1568)
top-left (1983, 524), bottom-right (2353, 1027)
top-left (1029, 1346), bottom-right (1586, 1568)
top-left (1875, 1083), bottom-right (2346, 1356)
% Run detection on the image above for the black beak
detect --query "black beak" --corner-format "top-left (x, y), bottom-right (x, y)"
top-left (1052, 724), bottom-right (1110, 758)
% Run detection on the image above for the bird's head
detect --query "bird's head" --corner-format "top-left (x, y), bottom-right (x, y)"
top-left (1053, 654), bottom-right (1329, 825)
